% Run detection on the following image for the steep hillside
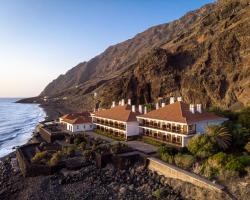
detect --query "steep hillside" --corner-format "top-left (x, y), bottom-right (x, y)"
top-left (26, 0), bottom-right (250, 113)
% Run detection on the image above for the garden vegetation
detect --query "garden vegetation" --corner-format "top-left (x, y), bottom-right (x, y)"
top-left (158, 107), bottom-right (250, 181)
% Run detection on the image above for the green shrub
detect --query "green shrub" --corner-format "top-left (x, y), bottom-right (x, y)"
top-left (238, 107), bottom-right (250, 129)
top-left (161, 152), bottom-right (174, 164)
top-left (152, 188), bottom-right (168, 199)
top-left (217, 169), bottom-right (240, 182)
top-left (238, 155), bottom-right (250, 166)
top-left (174, 153), bottom-right (196, 169)
top-left (158, 145), bottom-right (177, 164)
top-left (202, 153), bottom-right (232, 179)
top-left (31, 151), bottom-right (49, 163)
top-left (187, 134), bottom-right (217, 158)
top-left (225, 158), bottom-right (245, 173)
top-left (48, 151), bottom-right (62, 166)
top-left (201, 164), bottom-right (218, 179)
top-left (207, 152), bottom-right (227, 169)
top-left (226, 123), bottom-right (250, 151)
top-left (158, 145), bottom-right (177, 156)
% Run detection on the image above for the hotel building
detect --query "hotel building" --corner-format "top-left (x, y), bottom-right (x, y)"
top-left (137, 97), bottom-right (227, 147)
top-left (91, 99), bottom-right (141, 140)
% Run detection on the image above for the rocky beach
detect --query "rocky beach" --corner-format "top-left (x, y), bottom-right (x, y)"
top-left (0, 154), bottom-right (185, 200)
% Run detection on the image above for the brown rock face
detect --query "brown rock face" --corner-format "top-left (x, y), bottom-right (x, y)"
top-left (38, 0), bottom-right (250, 112)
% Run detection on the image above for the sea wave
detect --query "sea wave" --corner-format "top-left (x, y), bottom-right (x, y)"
top-left (0, 98), bottom-right (46, 158)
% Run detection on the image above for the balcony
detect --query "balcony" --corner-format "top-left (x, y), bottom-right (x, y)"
top-left (139, 122), bottom-right (192, 135)
top-left (96, 125), bottom-right (126, 140)
top-left (94, 119), bottom-right (126, 130)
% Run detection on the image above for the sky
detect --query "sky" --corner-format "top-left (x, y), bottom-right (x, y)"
top-left (0, 0), bottom-right (214, 98)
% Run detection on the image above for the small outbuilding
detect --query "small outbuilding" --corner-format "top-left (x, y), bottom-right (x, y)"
top-left (60, 112), bottom-right (93, 133)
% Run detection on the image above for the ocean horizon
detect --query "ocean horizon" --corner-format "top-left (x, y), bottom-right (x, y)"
top-left (0, 98), bottom-right (46, 158)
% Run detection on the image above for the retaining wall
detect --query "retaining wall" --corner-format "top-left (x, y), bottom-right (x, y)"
top-left (147, 157), bottom-right (224, 192)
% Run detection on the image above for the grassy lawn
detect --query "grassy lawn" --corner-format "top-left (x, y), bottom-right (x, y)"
top-left (95, 130), bottom-right (124, 141)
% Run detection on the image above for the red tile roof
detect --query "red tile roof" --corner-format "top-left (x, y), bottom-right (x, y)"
top-left (92, 105), bottom-right (140, 122)
top-left (137, 101), bottom-right (226, 124)
top-left (61, 112), bottom-right (92, 124)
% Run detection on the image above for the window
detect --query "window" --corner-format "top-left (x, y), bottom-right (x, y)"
top-left (77, 125), bottom-right (79, 129)
top-left (90, 125), bottom-right (92, 128)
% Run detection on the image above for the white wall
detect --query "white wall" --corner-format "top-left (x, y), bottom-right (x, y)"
top-left (195, 119), bottom-right (227, 134)
top-left (64, 122), bottom-right (94, 132)
top-left (126, 121), bottom-right (139, 136)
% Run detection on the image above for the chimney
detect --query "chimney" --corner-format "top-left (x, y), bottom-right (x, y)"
top-left (144, 106), bottom-right (147, 114)
top-left (121, 99), bottom-right (125, 106)
top-left (128, 99), bottom-right (131, 105)
top-left (139, 105), bottom-right (143, 114)
top-left (189, 104), bottom-right (195, 114)
top-left (170, 97), bottom-right (175, 104)
top-left (132, 105), bottom-right (136, 113)
top-left (177, 97), bottom-right (182, 102)
top-left (161, 102), bottom-right (166, 107)
top-left (111, 101), bottom-right (115, 108)
top-left (196, 104), bottom-right (202, 113)
top-left (156, 102), bottom-right (159, 110)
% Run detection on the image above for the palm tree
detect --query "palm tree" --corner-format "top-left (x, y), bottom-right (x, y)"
top-left (206, 125), bottom-right (231, 150)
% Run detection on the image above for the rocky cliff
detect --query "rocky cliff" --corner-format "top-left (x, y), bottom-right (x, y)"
top-left (28, 0), bottom-right (250, 112)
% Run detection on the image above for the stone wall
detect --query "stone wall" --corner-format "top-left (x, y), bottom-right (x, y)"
top-left (147, 157), bottom-right (224, 192)
top-left (16, 144), bottom-right (62, 177)
top-left (39, 127), bottom-right (65, 143)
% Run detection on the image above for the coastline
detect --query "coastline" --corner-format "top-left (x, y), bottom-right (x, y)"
top-left (16, 97), bottom-right (75, 121)
top-left (0, 99), bottom-right (75, 160)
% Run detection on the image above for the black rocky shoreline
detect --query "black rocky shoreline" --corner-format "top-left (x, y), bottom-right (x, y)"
top-left (0, 154), bottom-right (185, 200)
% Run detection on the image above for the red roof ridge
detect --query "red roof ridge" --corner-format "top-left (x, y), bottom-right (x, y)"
top-left (138, 101), bottom-right (226, 124)
top-left (60, 112), bottom-right (92, 124)
top-left (93, 104), bottom-right (140, 122)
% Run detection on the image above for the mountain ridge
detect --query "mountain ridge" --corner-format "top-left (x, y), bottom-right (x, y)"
top-left (24, 0), bottom-right (250, 114)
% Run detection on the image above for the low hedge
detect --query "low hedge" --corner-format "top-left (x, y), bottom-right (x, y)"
top-left (174, 153), bottom-right (196, 169)
top-left (140, 136), bottom-right (165, 146)
top-left (95, 130), bottom-right (124, 141)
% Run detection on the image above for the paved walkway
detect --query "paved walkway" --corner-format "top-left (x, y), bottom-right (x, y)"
top-left (85, 131), bottom-right (157, 154)
top-left (125, 141), bottom-right (157, 154)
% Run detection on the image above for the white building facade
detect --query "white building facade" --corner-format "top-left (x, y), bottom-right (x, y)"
top-left (91, 99), bottom-right (140, 140)
top-left (60, 112), bottom-right (94, 133)
top-left (137, 99), bottom-right (227, 147)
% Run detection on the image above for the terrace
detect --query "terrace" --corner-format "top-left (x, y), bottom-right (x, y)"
top-left (95, 125), bottom-right (126, 140)
top-left (139, 119), bottom-right (196, 135)
top-left (142, 129), bottom-right (183, 147)
top-left (93, 117), bottom-right (126, 131)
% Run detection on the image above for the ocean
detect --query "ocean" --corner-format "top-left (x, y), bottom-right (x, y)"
top-left (0, 98), bottom-right (46, 158)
